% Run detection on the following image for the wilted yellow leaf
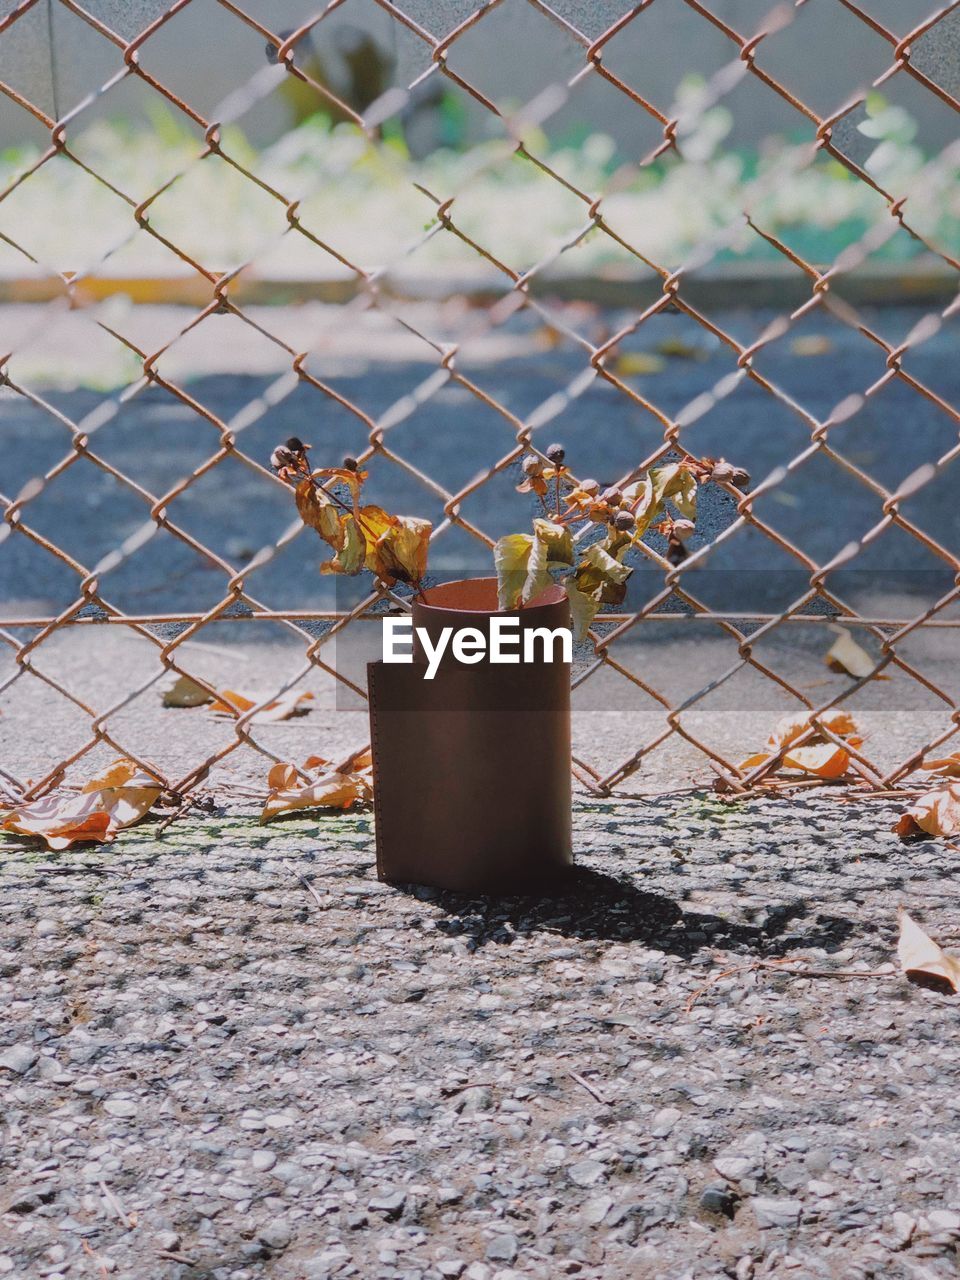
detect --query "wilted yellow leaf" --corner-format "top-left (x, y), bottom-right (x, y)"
top-left (566, 584), bottom-right (600, 641)
top-left (825, 627), bottom-right (885, 679)
top-left (365, 511), bottom-right (431, 586)
top-left (574, 544), bottom-right (632, 601)
top-left (671, 470), bottom-right (698, 521)
top-left (919, 752), bottom-right (960, 778)
top-left (295, 478), bottom-right (341, 542)
top-left (533, 518), bottom-right (574, 568)
top-left (495, 520), bottom-right (572, 611)
top-left (209, 690), bottom-right (315, 722)
top-left (636, 462), bottom-right (698, 530)
top-left (494, 534), bottom-right (534, 610)
top-left (320, 513), bottom-right (365, 576)
top-left (162, 675), bottom-right (214, 708)
top-left (564, 543), bottom-right (634, 640)
top-left (621, 477), bottom-right (651, 508)
top-left (297, 485), bottom-right (430, 584)
top-left (895, 782), bottom-right (960, 839)
top-left (897, 909), bottom-right (960, 992)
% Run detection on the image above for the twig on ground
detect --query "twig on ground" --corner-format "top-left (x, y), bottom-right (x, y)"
top-left (836, 787), bottom-right (926, 800)
top-left (439, 1081), bottom-right (495, 1097)
top-left (685, 956), bottom-right (895, 1013)
top-left (569, 1070), bottom-right (612, 1106)
top-left (153, 789), bottom-right (221, 834)
top-left (284, 859), bottom-right (329, 910)
top-left (99, 1180), bottom-right (135, 1228)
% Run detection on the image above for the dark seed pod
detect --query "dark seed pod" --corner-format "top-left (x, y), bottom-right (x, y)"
top-left (673, 518), bottom-right (696, 541)
top-left (285, 436), bottom-right (310, 454)
top-left (601, 486), bottom-right (623, 507)
top-left (710, 460), bottom-right (736, 484)
top-left (667, 536), bottom-right (689, 566)
top-left (731, 467), bottom-right (751, 490)
top-left (270, 445), bottom-right (297, 472)
top-left (545, 442), bottom-right (565, 464)
top-left (579, 478), bottom-right (601, 496)
top-left (342, 456), bottom-right (359, 471)
top-left (613, 510), bottom-right (636, 532)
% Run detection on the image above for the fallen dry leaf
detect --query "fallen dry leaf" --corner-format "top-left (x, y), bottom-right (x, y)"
top-left (0, 759), bottom-right (162, 850)
top-left (209, 690), bottom-right (314, 723)
top-left (0, 792), bottom-right (113, 849)
top-left (340, 746), bottom-right (372, 774)
top-left (741, 743), bottom-right (850, 780)
top-left (918, 751), bottom-right (960, 778)
top-left (768, 709), bottom-right (861, 751)
top-left (894, 781), bottom-right (960, 839)
top-left (781, 743), bottom-right (851, 778)
top-left (740, 710), bottom-right (861, 780)
top-left (80, 760), bottom-right (144, 791)
top-left (897, 909), bottom-right (960, 992)
top-left (162, 675), bottom-right (214, 708)
top-left (260, 753), bottom-right (373, 823)
top-left (825, 627), bottom-right (887, 680)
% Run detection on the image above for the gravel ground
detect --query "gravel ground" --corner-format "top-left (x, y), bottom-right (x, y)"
top-left (3, 791), bottom-right (960, 1280)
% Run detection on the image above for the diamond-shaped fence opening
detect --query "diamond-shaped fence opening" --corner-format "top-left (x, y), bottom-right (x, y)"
top-left (0, 0), bottom-right (958, 815)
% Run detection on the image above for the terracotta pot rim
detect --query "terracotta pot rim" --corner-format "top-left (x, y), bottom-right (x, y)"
top-left (416, 576), bottom-right (566, 616)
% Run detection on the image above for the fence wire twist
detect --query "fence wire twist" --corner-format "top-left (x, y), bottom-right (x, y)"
top-left (1, 0), bottom-right (959, 813)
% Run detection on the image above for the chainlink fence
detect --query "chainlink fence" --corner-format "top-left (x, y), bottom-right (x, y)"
top-left (1, 0), bottom-right (959, 815)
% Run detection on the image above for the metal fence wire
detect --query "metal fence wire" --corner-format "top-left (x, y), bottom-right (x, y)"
top-left (1, 0), bottom-right (959, 816)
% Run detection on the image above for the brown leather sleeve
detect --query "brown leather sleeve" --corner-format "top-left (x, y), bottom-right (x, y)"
top-left (368, 658), bottom-right (573, 893)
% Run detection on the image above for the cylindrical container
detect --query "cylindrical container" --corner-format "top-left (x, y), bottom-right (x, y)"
top-left (368, 577), bottom-right (573, 893)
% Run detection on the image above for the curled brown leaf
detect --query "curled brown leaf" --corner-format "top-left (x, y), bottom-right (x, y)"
top-left (209, 690), bottom-right (315, 722)
top-left (918, 751), bottom-right (960, 779)
top-left (825, 627), bottom-right (887, 680)
top-left (895, 782), bottom-right (960, 839)
top-left (260, 753), bottom-right (373, 823)
top-left (897, 909), bottom-right (960, 991)
top-left (0, 759), bottom-right (162, 850)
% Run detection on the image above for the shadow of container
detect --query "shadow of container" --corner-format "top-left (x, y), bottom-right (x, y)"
top-left (368, 577), bottom-right (573, 892)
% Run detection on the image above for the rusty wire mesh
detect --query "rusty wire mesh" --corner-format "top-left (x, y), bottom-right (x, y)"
top-left (0, 0), bottom-right (958, 816)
